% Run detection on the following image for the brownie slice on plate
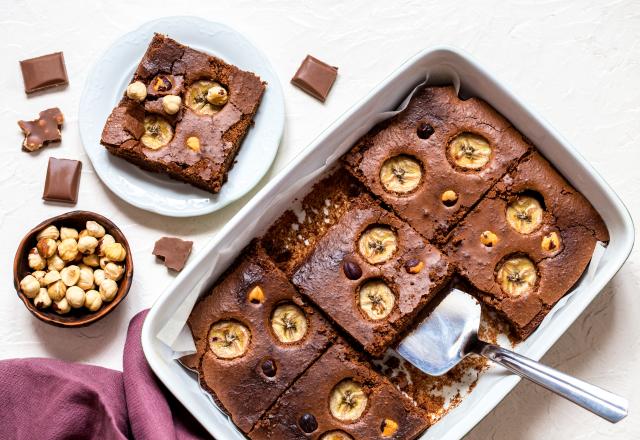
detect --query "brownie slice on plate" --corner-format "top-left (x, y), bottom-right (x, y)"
top-left (101, 33), bottom-right (265, 194)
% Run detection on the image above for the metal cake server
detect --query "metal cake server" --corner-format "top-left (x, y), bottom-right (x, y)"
top-left (397, 288), bottom-right (628, 423)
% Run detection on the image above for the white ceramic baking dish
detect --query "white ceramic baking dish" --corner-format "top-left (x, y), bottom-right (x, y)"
top-left (141, 47), bottom-right (634, 440)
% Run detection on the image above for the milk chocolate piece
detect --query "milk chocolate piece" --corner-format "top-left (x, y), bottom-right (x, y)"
top-left (43, 158), bottom-right (82, 204)
top-left (19, 52), bottom-right (68, 94)
top-left (291, 55), bottom-right (337, 102)
top-left (18, 108), bottom-right (64, 152)
top-left (152, 237), bottom-right (193, 271)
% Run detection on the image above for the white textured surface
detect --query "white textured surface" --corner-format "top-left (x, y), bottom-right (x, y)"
top-left (1, 1), bottom-right (638, 439)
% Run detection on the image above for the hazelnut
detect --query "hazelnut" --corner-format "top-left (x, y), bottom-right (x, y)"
top-left (104, 262), bottom-right (124, 281)
top-left (84, 290), bottom-right (102, 312)
top-left (37, 238), bottom-right (57, 258)
top-left (542, 231), bottom-right (561, 252)
top-left (298, 413), bottom-right (318, 434)
top-left (34, 288), bottom-right (51, 309)
top-left (77, 267), bottom-right (95, 291)
top-left (162, 95), bottom-right (182, 115)
top-left (28, 247), bottom-right (46, 270)
top-left (404, 259), bottom-right (424, 274)
top-left (86, 221), bottom-right (106, 238)
top-left (52, 297), bottom-right (71, 314)
top-left (47, 254), bottom-right (65, 272)
top-left (79, 229), bottom-right (91, 239)
top-left (343, 260), bottom-right (363, 280)
top-left (381, 419), bottom-right (399, 437)
top-left (82, 254), bottom-right (100, 267)
top-left (480, 231), bottom-right (498, 247)
top-left (58, 238), bottom-right (79, 261)
top-left (99, 257), bottom-right (110, 269)
top-left (99, 278), bottom-right (118, 302)
top-left (126, 81), bottom-right (147, 101)
top-left (186, 136), bottom-right (201, 152)
top-left (32, 270), bottom-right (46, 287)
top-left (60, 227), bottom-right (79, 240)
top-left (94, 269), bottom-right (106, 287)
top-left (37, 225), bottom-right (59, 241)
top-left (98, 235), bottom-right (115, 256)
top-left (103, 243), bottom-right (126, 262)
top-left (20, 275), bottom-right (40, 299)
top-left (206, 85), bottom-right (228, 106)
top-left (60, 265), bottom-right (81, 286)
top-left (247, 285), bottom-right (265, 304)
top-left (66, 286), bottom-right (86, 309)
top-left (261, 358), bottom-right (277, 377)
top-left (47, 280), bottom-right (67, 302)
top-left (43, 270), bottom-right (61, 286)
top-left (78, 236), bottom-right (99, 254)
top-left (441, 190), bottom-right (458, 207)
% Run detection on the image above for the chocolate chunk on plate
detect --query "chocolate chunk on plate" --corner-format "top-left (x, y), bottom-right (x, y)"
top-left (291, 55), bottom-right (338, 102)
top-left (18, 108), bottom-right (64, 152)
top-left (19, 52), bottom-right (68, 94)
top-left (153, 237), bottom-right (193, 271)
top-left (43, 158), bottom-right (82, 204)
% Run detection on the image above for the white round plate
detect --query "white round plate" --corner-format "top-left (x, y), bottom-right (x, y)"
top-left (79, 17), bottom-right (284, 217)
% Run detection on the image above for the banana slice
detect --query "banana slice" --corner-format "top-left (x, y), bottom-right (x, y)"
top-left (271, 304), bottom-right (308, 343)
top-left (319, 431), bottom-right (354, 440)
top-left (329, 379), bottom-right (368, 422)
top-left (379, 155), bottom-right (422, 193)
top-left (208, 320), bottom-right (251, 359)
top-left (496, 256), bottom-right (537, 297)
top-left (185, 80), bottom-right (227, 115)
top-left (359, 280), bottom-right (395, 320)
top-left (448, 133), bottom-right (492, 169)
top-left (506, 195), bottom-right (543, 234)
top-left (358, 226), bottom-right (397, 264)
top-left (141, 115), bottom-right (173, 150)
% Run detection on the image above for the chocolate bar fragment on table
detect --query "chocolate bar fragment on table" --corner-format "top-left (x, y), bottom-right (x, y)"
top-left (43, 158), bottom-right (82, 204)
top-left (291, 55), bottom-right (338, 102)
top-left (18, 108), bottom-right (64, 152)
top-left (153, 237), bottom-right (193, 271)
top-left (19, 52), bottom-right (68, 94)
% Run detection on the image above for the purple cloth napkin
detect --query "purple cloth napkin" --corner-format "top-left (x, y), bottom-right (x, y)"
top-left (0, 310), bottom-right (211, 440)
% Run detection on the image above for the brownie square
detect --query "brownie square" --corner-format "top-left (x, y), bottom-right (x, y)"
top-left (292, 193), bottom-right (451, 356)
top-left (101, 34), bottom-right (266, 194)
top-left (249, 341), bottom-right (429, 439)
top-left (445, 152), bottom-right (609, 338)
top-left (344, 86), bottom-right (531, 243)
top-left (183, 241), bottom-right (336, 433)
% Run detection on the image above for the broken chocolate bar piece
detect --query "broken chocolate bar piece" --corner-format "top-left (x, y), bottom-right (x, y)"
top-left (153, 237), bottom-right (193, 271)
top-left (291, 55), bottom-right (338, 102)
top-left (19, 52), bottom-right (69, 94)
top-left (18, 108), bottom-right (64, 152)
top-left (43, 158), bottom-right (82, 204)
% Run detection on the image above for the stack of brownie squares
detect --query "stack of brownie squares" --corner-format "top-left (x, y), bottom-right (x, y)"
top-left (185, 85), bottom-right (607, 439)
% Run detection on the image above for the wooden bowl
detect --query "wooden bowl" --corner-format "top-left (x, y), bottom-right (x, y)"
top-left (13, 211), bottom-right (133, 327)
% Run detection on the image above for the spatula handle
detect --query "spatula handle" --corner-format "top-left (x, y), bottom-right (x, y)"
top-left (476, 341), bottom-right (628, 423)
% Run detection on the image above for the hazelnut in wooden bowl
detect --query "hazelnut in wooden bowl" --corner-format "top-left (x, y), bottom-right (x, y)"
top-left (13, 211), bottom-right (133, 327)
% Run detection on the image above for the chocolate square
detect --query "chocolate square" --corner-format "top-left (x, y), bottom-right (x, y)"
top-left (43, 158), bottom-right (81, 204)
top-left (291, 55), bottom-right (338, 102)
top-left (152, 237), bottom-right (193, 271)
top-left (19, 52), bottom-right (68, 94)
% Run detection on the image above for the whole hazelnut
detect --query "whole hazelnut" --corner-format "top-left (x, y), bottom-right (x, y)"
top-left (52, 297), bottom-right (71, 314)
top-left (206, 85), bottom-right (228, 106)
top-left (32, 270), bottom-right (46, 287)
top-left (186, 136), bottom-right (201, 152)
top-left (20, 275), bottom-right (40, 299)
top-left (43, 270), bottom-right (62, 286)
top-left (162, 95), bottom-right (182, 115)
top-left (47, 280), bottom-right (67, 302)
top-left (78, 236), bottom-right (99, 254)
top-left (82, 254), bottom-right (100, 267)
top-left (77, 266), bottom-right (95, 291)
top-left (60, 265), bottom-right (81, 287)
top-left (93, 269), bottom-right (106, 287)
top-left (60, 227), bottom-right (79, 240)
top-left (84, 290), bottom-right (102, 312)
top-left (34, 288), bottom-right (52, 309)
top-left (47, 254), bottom-right (65, 272)
top-left (28, 248), bottom-right (46, 271)
top-left (99, 257), bottom-right (110, 269)
top-left (86, 221), bottom-right (106, 238)
top-left (126, 81), bottom-right (147, 101)
top-left (99, 278), bottom-right (118, 302)
top-left (58, 238), bottom-right (79, 261)
top-left (66, 286), bottom-right (86, 309)
top-left (480, 231), bottom-right (498, 247)
top-left (37, 225), bottom-right (59, 241)
top-left (103, 243), bottom-right (126, 262)
top-left (79, 229), bottom-right (91, 239)
top-left (37, 238), bottom-right (57, 258)
top-left (104, 262), bottom-right (124, 281)
top-left (98, 235), bottom-right (115, 256)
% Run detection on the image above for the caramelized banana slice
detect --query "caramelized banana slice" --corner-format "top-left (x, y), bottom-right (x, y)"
top-left (141, 115), bottom-right (173, 150)
top-left (185, 80), bottom-right (227, 115)
top-left (448, 133), bottom-right (492, 169)
top-left (506, 195), bottom-right (543, 234)
top-left (319, 431), bottom-right (354, 440)
top-left (379, 155), bottom-right (422, 193)
top-left (208, 320), bottom-right (251, 359)
top-left (329, 379), bottom-right (368, 422)
top-left (358, 280), bottom-right (395, 320)
top-left (496, 256), bottom-right (537, 297)
top-left (271, 304), bottom-right (308, 343)
top-left (358, 226), bottom-right (397, 264)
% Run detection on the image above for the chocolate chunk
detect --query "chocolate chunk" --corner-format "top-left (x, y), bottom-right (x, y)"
top-left (291, 55), bottom-right (338, 102)
top-left (343, 260), bottom-right (362, 280)
top-left (43, 158), bottom-right (82, 204)
top-left (298, 413), bottom-right (317, 433)
top-left (19, 52), bottom-right (68, 94)
top-left (18, 108), bottom-right (64, 152)
top-left (152, 237), bottom-right (193, 271)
